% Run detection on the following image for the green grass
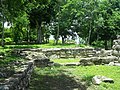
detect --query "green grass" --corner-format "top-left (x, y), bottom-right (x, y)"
top-left (30, 65), bottom-right (120, 90)
top-left (71, 65), bottom-right (120, 90)
top-left (51, 58), bottom-right (80, 64)
top-left (0, 40), bottom-right (88, 49)
top-left (0, 55), bottom-right (24, 66)
top-left (0, 48), bottom-right (24, 66)
top-left (1, 43), bottom-right (77, 49)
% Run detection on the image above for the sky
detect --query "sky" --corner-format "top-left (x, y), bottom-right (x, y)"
top-left (4, 22), bottom-right (11, 28)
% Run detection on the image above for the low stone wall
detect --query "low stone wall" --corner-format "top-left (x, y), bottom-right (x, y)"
top-left (13, 48), bottom-right (101, 59)
top-left (80, 35), bottom-right (120, 66)
top-left (42, 48), bottom-right (99, 58)
top-left (0, 61), bottom-right (34, 90)
top-left (80, 56), bottom-right (118, 66)
top-left (0, 54), bottom-right (54, 90)
top-left (112, 35), bottom-right (120, 62)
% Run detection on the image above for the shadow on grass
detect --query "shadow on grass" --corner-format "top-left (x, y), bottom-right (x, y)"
top-left (81, 75), bottom-right (94, 86)
top-left (29, 67), bottom-right (86, 90)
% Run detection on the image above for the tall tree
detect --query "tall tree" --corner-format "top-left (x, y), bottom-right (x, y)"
top-left (28, 0), bottom-right (57, 44)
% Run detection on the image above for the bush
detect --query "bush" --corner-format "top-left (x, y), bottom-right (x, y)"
top-left (5, 38), bottom-right (13, 44)
top-left (92, 40), bottom-right (104, 48)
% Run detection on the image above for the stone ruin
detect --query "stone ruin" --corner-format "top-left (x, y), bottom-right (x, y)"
top-left (12, 47), bottom-right (101, 59)
top-left (0, 61), bottom-right (34, 90)
top-left (0, 35), bottom-right (120, 89)
top-left (112, 35), bottom-right (120, 62)
top-left (10, 35), bottom-right (120, 66)
top-left (80, 35), bottom-right (120, 66)
top-left (0, 50), bottom-right (52, 90)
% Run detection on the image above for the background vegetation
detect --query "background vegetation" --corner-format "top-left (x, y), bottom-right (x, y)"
top-left (0, 0), bottom-right (120, 49)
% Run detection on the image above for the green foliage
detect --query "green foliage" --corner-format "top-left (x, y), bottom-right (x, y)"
top-left (0, 56), bottom-right (23, 66)
top-left (0, 0), bottom-right (120, 49)
top-left (4, 37), bottom-right (13, 44)
top-left (0, 49), bottom-right (23, 66)
top-left (92, 40), bottom-right (104, 48)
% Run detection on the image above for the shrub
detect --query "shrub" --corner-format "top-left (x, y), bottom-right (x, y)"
top-left (5, 38), bottom-right (13, 44)
top-left (92, 40), bottom-right (104, 48)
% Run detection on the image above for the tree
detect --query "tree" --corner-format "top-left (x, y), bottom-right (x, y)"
top-left (0, 0), bottom-right (29, 46)
top-left (28, 0), bottom-right (57, 44)
top-left (96, 0), bottom-right (120, 49)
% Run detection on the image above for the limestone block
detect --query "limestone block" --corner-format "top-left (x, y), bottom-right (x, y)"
top-left (117, 35), bottom-right (120, 39)
top-left (80, 58), bottom-right (93, 66)
top-left (101, 56), bottom-right (117, 64)
top-left (113, 40), bottom-right (118, 45)
top-left (108, 62), bottom-right (115, 66)
top-left (99, 49), bottom-right (112, 57)
top-left (112, 45), bottom-right (116, 50)
top-left (114, 40), bottom-right (120, 45)
top-left (92, 75), bottom-right (114, 85)
top-left (92, 75), bottom-right (102, 85)
top-left (91, 57), bottom-right (102, 65)
top-left (114, 45), bottom-right (120, 51)
top-left (34, 58), bottom-right (51, 67)
top-left (112, 50), bottom-right (119, 56)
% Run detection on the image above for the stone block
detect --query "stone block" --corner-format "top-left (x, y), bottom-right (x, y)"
top-left (112, 50), bottom-right (119, 56)
top-left (34, 58), bottom-right (51, 67)
top-left (101, 56), bottom-right (117, 64)
top-left (80, 58), bottom-right (94, 66)
top-left (91, 57), bottom-right (102, 65)
top-left (92, 75), bottom-right (114, 85)
top-left (115, 45), bottom-right (120, 51)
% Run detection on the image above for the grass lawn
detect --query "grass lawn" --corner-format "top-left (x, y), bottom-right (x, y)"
top-left (51, 58), bottom-right (80, 64)
top-left (1, 43), bottom-right (76, 49)
top-left (0, 48), bottom-right (24, 66)
top-left (30, 57), bottom-right (120, 90)
top-left (30, 65), bottom-right (120, 90)
top-left (72, 65), bottom-right (120, 90)
top-left (0, 40), bottom-right (88, 49)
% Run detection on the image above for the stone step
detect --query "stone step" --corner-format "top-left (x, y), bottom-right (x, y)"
top-left (61, 62), bottom-right (80, 66)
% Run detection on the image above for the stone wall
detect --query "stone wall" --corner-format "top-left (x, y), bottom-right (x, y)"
top-left (80, 35), bottom-right (120, 66)
top-left (42, 48), bottom-right (100, 58)
top-left (0, 61), bottom-right (34, 90)
top-left (112, 35), bottom-right (120, 62)
top-left (13, 48), bottom-right (101, 59)
top-left (0, 51), bottom-right (53, 90)
top-left (1, 37), bottom-right (120, 89)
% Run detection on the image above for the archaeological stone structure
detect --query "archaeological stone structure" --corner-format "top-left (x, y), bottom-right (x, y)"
top-left (0, 35), bottom-right (120, 89)
top-left (112, 35), bottom-right (120, 62)
top-left (13, 47), bottom-right (101, 59)
top-left (80, 35), bottom-right (120, 66)
top-left (0, 61), bottom-right (34, 90)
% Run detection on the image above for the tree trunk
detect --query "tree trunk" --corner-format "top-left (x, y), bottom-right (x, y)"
top-left (36, 21), bottom-right (42, 44)
top-left (27, 26), bottom-right (30, 43)
top-left (1, 20), bottom-right (5, 47)
top-left (88, 20), bottom-right (92, 45)
top-left (56, 5), bottom-right (60, 45)
top-left (62, 36), bottom-right (65, 44)
top-left (37, 25), bottom-right (42, 44)
top-left (111, 39), bottom-right (113, 49)
top-left (56, 23), bottom-right (59, 45)
top-left (104, 40), bottom-right (108, 50)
